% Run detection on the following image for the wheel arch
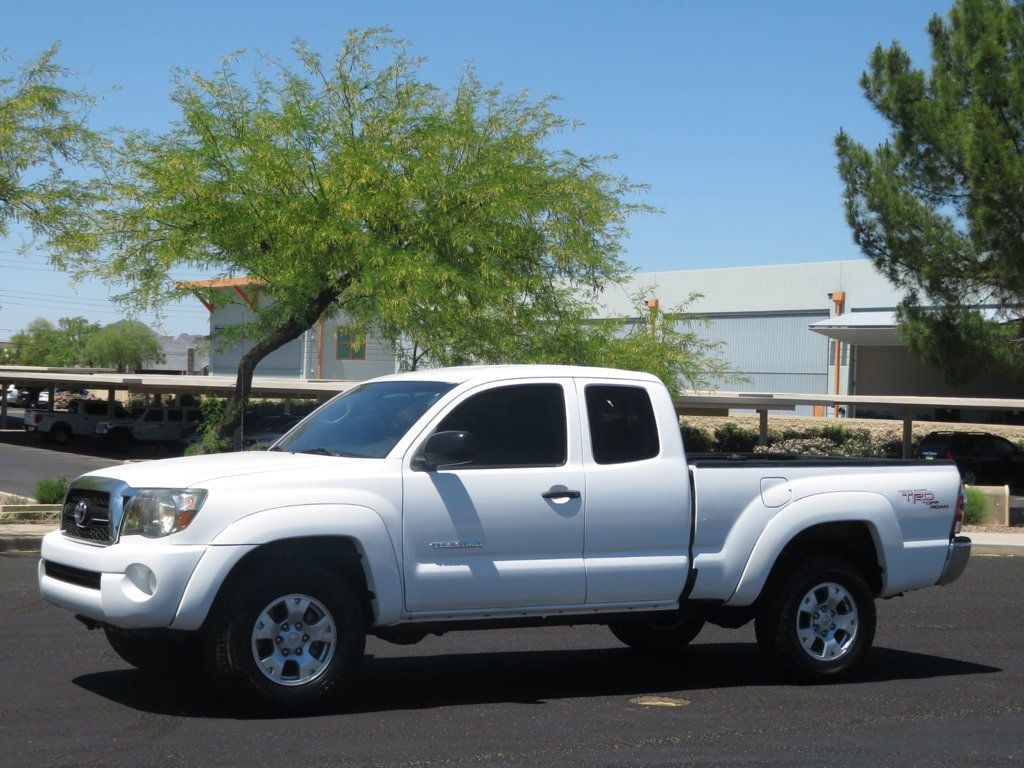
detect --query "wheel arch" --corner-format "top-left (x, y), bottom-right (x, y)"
top-left (753, 522), bottom-right (883, 608)
top-left (171, 504), bottom-right (403, 631)
top-left (726, 492), bottom-right (901, 607)
top-left (204, 536), bottom-right (374, 628)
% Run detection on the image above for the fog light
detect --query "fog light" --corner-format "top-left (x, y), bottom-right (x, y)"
top-left (125, 563), bottom-right (156, 596)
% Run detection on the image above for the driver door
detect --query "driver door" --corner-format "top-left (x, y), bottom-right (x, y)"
top-left (402, 380), bottom-right (586, 613)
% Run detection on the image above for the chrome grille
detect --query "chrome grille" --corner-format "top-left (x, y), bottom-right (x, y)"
top-left (61, 488), bottom-right (112, 544)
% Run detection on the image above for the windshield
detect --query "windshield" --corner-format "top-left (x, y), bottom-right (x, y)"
top-left (274, 380), bottom-right (456, 458)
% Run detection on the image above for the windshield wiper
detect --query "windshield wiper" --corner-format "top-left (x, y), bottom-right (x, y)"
top-left (296, 447), bottom-right (369, 458)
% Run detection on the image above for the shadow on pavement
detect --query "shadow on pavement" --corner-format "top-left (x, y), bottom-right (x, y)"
top-left (72, 642), bottom-right (1001, 719)
top-left (0, 426), bottom-right (170, 462)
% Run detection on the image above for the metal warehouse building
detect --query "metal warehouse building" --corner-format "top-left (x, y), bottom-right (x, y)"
top-left (598, 260), bottom-right (1021, 420)
top-left (187, 261), bottom-right (1022, 421)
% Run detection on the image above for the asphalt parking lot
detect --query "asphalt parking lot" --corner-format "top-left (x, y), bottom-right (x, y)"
top-left (0, 414), bottom-right (167, 497)
top-left (2, 550), bottom-right (1021, 768)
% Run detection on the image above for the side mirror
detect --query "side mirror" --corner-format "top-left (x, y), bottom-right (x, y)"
top-left (413, 430), bottom-right (476, 471)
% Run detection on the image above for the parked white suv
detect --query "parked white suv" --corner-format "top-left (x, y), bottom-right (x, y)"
top-left (96, 405), bottom-right (202, 447)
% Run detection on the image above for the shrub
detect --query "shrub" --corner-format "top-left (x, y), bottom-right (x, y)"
top-left (962, 487), bottom-right (987, 526)
top-left (35, 477), bottom-right (69, 504)
top-left (753, 425), bottom-right (910, 459)
top-left (714, 422), bottom-right (759, 453)
top-left (680, 421), bottom-right (713, 452)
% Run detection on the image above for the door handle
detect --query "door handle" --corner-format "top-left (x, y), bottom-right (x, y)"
top-left (542, 489), bottom-right (581, 500)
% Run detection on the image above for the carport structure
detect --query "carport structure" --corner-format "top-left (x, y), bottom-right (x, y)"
top-left (674, 391), bottom-right (1024, 457)
top-left (0, 367), bottom-right (358, 429)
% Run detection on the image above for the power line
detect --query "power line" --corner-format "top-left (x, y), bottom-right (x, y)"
top-left (0, 259), bottom-right (217, 281)
top-left (0, 288), bottom-right (208, 313)
top-left (0, 299), bottom-right (208, 320)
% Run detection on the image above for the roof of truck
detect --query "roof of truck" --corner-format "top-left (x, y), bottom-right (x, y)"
top-left (370, 364), bottom-right (662, 386)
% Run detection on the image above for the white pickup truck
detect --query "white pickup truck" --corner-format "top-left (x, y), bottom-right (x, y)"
top-left (39, 365), bottom-right (971, 712)
top-left (23, 399), bottom-right (132, 445)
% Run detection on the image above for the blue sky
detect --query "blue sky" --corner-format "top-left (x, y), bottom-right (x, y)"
top-left (1, 0), bottom-right (951, 337)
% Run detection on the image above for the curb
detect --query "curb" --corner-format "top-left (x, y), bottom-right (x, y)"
top-left (0, 536), bottom-right (47, 554)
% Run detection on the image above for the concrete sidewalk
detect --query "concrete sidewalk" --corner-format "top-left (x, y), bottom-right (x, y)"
top-left (2, 522), bottom-right (1021, 555)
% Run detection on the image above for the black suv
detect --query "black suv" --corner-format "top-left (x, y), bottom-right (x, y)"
top-left (917, 431), bottom-right (1024, 490)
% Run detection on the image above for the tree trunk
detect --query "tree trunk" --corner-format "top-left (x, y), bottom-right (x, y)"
top-left (220, 285), bottom-right (342, 441)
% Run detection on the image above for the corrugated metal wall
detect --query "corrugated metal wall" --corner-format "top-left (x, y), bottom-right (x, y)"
top-left (679, 311), bottom-right (830, 415)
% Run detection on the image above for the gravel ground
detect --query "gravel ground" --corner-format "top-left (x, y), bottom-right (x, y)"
top-left (964, 523), bottom-right (1023, 534)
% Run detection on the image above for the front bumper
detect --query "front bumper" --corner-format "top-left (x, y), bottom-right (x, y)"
top-left (38, 530), bottom-right (207, 629)
top-left (936, 535), bottom-right (972, 586)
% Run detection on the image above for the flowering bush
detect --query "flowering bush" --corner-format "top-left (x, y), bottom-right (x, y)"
top-left (754, 427), bottom-right (906, 459)
top-left (680, 419), bottom-right (910, 459)
top-left (53, 390), bottom-right (93, 409)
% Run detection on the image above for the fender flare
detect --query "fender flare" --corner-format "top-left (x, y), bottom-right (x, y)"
top-left (171, 503), bottom-right (403, 630)
top-left (725, 491), bottom-right (903, 606)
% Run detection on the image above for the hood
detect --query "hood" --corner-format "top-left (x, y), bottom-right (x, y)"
top-left (79, 450), bottom-right (365, 489)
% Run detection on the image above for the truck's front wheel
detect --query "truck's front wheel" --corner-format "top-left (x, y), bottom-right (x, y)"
top-left (207, 565), bottom-right (366, 712)
top-left (755, 557), bottom-right (875, 682)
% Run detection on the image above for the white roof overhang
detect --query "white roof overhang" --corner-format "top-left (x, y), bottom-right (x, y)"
top-left (808, 312), bottom-right (902, 346)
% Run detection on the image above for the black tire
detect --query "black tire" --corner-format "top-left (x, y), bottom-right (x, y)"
top-left (206, 564), bottom-right (366, 713)
top-left (755, 557), bottom-right (875, 682)
top-left (50, 424), bottom-right (72, 445)
top-left (104, 628), bottom-right (204, 676)
top-left (609, 611), bottom-right (706, 654)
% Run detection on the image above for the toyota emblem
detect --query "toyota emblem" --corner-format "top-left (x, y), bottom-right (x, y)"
top-left (73, 499), bottom-right (89, 528)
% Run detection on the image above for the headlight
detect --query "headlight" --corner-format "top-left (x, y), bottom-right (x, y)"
top-left (122, 489), bottom-right (207, 538)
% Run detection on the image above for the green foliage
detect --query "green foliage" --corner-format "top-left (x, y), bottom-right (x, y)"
top-left (760, 425), bottom-right (906, 458)
top-left (52, 29), bottom-right (656, 432)
top-left (836, 0), bottom-right (1024, 383)
top-left (483, 290), bottom-right (735, 397)
top-left (8, 315), bottom-right (101, 366)
top-left (680, 421), bottom-right (714, 453)
top-left (963, 486), bottom-right (988, 525)
top-left (35, 476), bottom-right (69, 504)
top-left (81, 320), bottom-right (163, 372)
top-left (713, 423), bottom-right (761, 453)
top-left (0, 44), bottom-right (102, 244)
top-left (9, 318), bottom-right (58, 364)
top-left (681, 421), bottom-right (910, 458)
top-left (185, 396), bottom-right (232, 455)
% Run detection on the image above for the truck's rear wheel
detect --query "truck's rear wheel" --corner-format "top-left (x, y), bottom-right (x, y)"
top-left (104, 628), bottom-right (203, 676)
top-left (755, 557), bottom-right (875, 681)
top-left (207, 565), bottom-right (365, 712)
top-left (50, 424), bottom-right (71, 445)
top-left (609, 611), bottom-right (706, 654)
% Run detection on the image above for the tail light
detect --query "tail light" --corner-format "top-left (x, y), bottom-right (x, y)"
top-left (32, 413), bottom-right (44, 424)
top-left (945, 451), bottom-right (955, 460)
top-left (951, 484), bottom-right (964, 537)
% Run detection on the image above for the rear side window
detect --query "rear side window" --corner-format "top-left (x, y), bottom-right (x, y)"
top-left (585, 385), bottom-right (659, 464)
top-left (919, 437), bottom-right (951, 457)
top-left (436, 383), bottom-right (566, 468)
